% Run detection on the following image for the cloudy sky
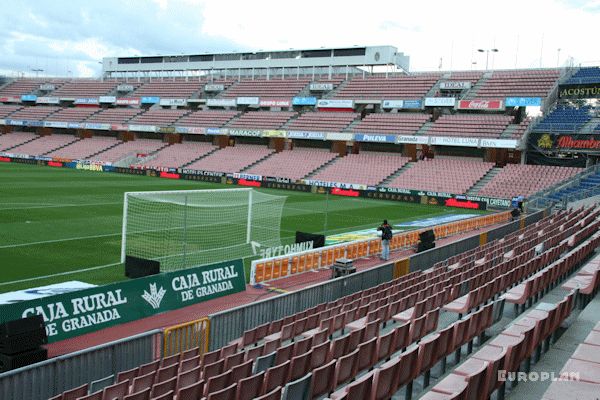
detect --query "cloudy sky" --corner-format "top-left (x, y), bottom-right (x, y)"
top-left (1, 0), bottom-right (599, 78)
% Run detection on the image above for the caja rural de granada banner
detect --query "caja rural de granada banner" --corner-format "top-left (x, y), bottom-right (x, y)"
top-left (0, 259), bottom-right (246, 342)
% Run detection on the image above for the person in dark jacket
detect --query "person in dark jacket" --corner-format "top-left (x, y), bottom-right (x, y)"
top-left (377, 219), bottom-right (393, 261)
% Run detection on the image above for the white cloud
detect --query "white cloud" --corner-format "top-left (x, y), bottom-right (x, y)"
top-left (0, 0), bottom-right (598, 77)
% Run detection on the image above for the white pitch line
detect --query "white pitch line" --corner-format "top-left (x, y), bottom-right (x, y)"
top-left (0, 232), bottom-right (122, 249)
top-left (0, 262), bottom-right (120, 287)
top-left (0, 202), bottom-right (121, 211)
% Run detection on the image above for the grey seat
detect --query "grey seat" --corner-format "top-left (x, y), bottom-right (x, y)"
top-left (253, 351), bottom-right (276, 374)
top-left (281, 372), bottom-right (312, 400)
top-left (89, 374), bottom-right (114, 394)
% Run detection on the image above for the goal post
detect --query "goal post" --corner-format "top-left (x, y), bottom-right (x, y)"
top-left (121, 188), bottom-right (287, 272)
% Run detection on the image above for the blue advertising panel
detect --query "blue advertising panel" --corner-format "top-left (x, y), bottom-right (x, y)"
top-left (354, 133), bottom-right (396, 143)
top-left (292, 96), bottom-right (318, 106)
top-left (141, 96), bottom-right (160, 104)
top-left (402, 100), bottom-right (422, 109)
top-left (21, 95), bottom-right (37, 102)
top-left (505, 97), bottom-right (542, 107)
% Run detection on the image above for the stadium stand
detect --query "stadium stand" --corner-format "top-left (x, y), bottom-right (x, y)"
top-left (227, 111), bottom-right (296, 130)
top-left (45, 107), bottom-right (100, 122)
top-left (132, 79), bottom-right (204, 98)
top-left (533, 105), bottom-right (592, 132)
top-left (510, 117), bottom-right (532, 139)
top-left (333, 74), bottom-right (440, 100)
top-left (350, 113), bottom-right (430, 135)
top-left (0, 79), bottom-right (65, 96)
top-left (7, 133), bottom-right (79, 156)
top-left (565, 66), bottom-right (600, 84)
top-left (310, 152), bottom-right (410, 186)
top-left (471, 69), bottom-right (560, 99)
top-left (445, 71), bottom-right (483, 84)
top-left (128, 109), bottom-right (190, 126)
top-left (84, 108), bottom-right (143, 124)
top-left (286, 112), bottom-right (359, 132)
top-left (132, 141), bottom-right (217, 170)
top-left (244, 148), bottom-right (338, 181)
top-left (545, 169), bottom-right (600, 204)
top-left (425, 114), bottom-right (514, 138)
top-left (176, 110), bottom-right (240, 127)
top-left (47, 207), bottom-right (600, 400)
top-left (0, 131), bottom-right (39, 151)
top-left (478, 164), bottom-right (583, 198)
top-left (0, 104), bottom-right (22, 118)
top-left (87, 138), bottom-right (166, 163)
top-left (221, 78), bottom-right (311, 100)
top-left (8, 106), bottom-right (60, 120)
top-left (185, 144), bottom-right (274, 173)
top-left (387, 158), bottom-right (495, 194)
top-left (50, 80), bottom-right (119, 97)
top-left (45, 136), bottom-right (123, 160)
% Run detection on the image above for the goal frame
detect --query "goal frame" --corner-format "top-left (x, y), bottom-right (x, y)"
top-left (120, 188), bottom-right (254, 264)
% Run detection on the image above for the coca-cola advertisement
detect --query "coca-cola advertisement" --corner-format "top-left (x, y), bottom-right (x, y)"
top-left (458, 99), bottom-right (504, 110)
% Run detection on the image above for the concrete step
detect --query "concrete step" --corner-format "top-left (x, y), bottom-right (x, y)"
top-left (466, 166), bottom-right (502, 195)
top-left (180, 146), bottom-right (221, 168)
top-left (304, 155), bottom-right (341, 179)
top-left (379, 161), bottom-right (415, 186)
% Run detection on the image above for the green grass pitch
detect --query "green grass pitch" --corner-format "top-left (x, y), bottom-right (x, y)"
top-left (0, 162), bottom-right (486, 293)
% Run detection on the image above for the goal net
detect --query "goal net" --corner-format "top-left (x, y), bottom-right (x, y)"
top-left (121, 188), bottom-right (287, 271)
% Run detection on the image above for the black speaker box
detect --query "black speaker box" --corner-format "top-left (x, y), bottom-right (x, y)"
top-left (0, 315), bottom-right (44, 337)
top-left (419, 229), bottom-right (435, 243)
top-left (0, 315), bottom-right (47, 354)
top-left (295, 231), bottom-right (325, 248)
top-left (417, 241), bottom-right (436, 253)
top-left (125, 256), bottom-right (160, 279)
top-left (0, 330), bottom-right (48, 355)
top-left (0, 347), bottom-right (47, 372)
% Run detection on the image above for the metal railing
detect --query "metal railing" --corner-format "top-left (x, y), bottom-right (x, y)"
top-left (0, 330), bottom-right (162, 400)
top-left (163, 318), bottom-right (210, 357)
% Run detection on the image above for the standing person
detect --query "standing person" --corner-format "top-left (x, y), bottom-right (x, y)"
top-left (377, 219), bottom-right (393, 261)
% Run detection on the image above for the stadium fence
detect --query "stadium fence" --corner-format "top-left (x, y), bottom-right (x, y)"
top-left (0, 330), bottom-right (162, 400)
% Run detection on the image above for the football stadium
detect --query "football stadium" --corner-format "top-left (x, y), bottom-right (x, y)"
top-left (1, 2), bottom-right (600, 400)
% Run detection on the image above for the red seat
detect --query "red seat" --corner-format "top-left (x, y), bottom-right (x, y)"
top-left (58, 383), bottom-right (89, 400)
top-left (334, 349), bottom-right (359, 387)
top-left (131, 371), bottom-right (156, 394)
top-left (309, 359), bottom-right (336, 399)
top-left (235, 371), bottom-right (264, 400)
top-left (102, 380), bottom-right (129, 400)
top-left (288, 350), bottom-right (312, 382)
top-left (202, 359), bottom-right (224, 381)
top-left (263, 360), bottom-right (290, 394)
top-left (371, 355), bottom-right (401, 400)
top-left (176, 380), bottom-right (204, 400)
top-left (206, 383), bottom-right (237, 400)
top-left (357, 336), bottom-right (378, 371)
top-left (123, 388), bottom-right (150, 400)
top-left (230, 359), bottom-right (253, 385)
top-left (150, 376), bottom-right (177, 399)
top-left (330, 370), bottom-right (374, 400)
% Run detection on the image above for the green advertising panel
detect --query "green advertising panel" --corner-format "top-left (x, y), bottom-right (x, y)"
top-left (0, 259), bottom-right (246, 343)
